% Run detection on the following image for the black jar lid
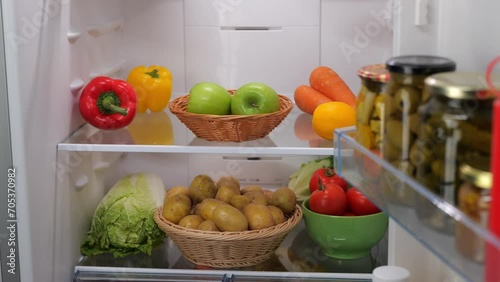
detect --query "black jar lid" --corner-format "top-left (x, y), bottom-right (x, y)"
top-left (386, 55), bottom-right (456, 75)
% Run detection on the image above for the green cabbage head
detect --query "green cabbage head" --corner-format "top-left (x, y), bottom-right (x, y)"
top-left (81, 172), bottom-right (166, 258)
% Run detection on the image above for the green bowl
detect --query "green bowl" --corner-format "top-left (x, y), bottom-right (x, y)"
top-left (302, 199), bottom-right (389, 260)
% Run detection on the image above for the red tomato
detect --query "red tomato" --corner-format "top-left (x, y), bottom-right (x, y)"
top-left (309, 168), bottom-right (349, 193)
top-left (342, 211), bottom-right (357, 216)
top-left (309, 183), bottom-right (347, 215)
top-left (346, 187), bottom-right (381, 216)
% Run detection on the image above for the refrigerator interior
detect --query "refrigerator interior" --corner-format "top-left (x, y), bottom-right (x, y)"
top-left (2, 0), bottom-right (499, 281)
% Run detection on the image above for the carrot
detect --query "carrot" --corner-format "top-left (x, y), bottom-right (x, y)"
top-left (309, 66), bottom-right (357, 108)
top-left (294, 85), bottom-right (333, 115)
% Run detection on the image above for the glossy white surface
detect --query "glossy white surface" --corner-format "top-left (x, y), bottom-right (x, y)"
top-left (184, 0), bottom-right (320, 27)
top-left (320, 0), bottom-right (394, 92)
top-left (120, 0), bottom-right (187, 94)
top-left (392, 0), bottom-right (440, 56)
top-left (438, 0), bottom-right (500, 72)
top-left (185, 26), bottom-right (320, 94)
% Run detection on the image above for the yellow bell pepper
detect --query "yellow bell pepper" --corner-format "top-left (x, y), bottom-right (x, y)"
top-left (126, 65), bottom-right (173, 113)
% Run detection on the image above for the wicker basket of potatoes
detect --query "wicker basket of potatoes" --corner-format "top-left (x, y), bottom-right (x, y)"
top-left (154, 175), bottom-right (303, 268)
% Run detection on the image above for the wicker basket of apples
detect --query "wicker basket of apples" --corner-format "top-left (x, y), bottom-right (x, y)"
top-left (169, 82), bottom-right (293, 142)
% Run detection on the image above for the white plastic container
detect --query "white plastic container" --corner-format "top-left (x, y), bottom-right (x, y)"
top-left (372, 265), bottom-right (410, 282)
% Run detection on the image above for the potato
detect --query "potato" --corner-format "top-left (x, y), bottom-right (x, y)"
top-left (243, 191), bottom-right (269, 205)
top-left (216, 176), bottom-right (240, 190)
top-left (195, 198), bottom-right (227, 221)
top-left (243, 203), bottom-right (275, 230)
top-left (268, 205), bottom-right (286, 225)
top-left (189, 174), bottom-right (217, 204)
top-left (229, 194), bottom-right (251, 210)
top-left (212, 204), bottom-right (248, 232)
top-left (271, 187), bottom-right (297, 214)
top-left (178, 215), bottom-right (204, 229)
top-left (241, 185), bottom-right (263, 194)
top-left (165, 185), bottom-right (190, 200)
top-left (215, 183), bottom-right (241, 203)
top-left (262, 189), bottom-right (274, 205)
top-left (162, 194), bottom-right (191, 224)
top-left (198, 220), bottom-right (220, 231)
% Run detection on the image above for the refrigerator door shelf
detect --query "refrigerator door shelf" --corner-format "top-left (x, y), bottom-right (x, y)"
top-left (333, 126), bottom-right (500, 282)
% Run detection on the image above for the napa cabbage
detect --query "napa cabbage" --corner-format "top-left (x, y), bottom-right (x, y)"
top-left (80, 172), bottom-right (166, 258)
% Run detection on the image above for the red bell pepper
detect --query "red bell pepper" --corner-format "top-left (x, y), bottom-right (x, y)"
top-left (79, 76), bottom-right (137, 130)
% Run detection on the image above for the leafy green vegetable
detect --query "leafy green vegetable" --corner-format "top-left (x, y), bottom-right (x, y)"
top-left (81, 173), bottom-right (166, 258)
top-left (288, 156), bottom-right (333, 201)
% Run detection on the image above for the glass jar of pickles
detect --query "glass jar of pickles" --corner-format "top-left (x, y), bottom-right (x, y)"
top-left (456, 160), bottom-right (492, 263)
top-left (415, 72), bottom-right (496, 233)
top-left (380, 55), bottom-right (455, 206)
top-left (381, 56), bottom-right (456, 206)
top-left (355, 64), bottom-right (390, 154)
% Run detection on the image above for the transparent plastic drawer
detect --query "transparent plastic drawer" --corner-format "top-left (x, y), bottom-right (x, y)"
top-left (333, 126), bottom-right (500, 282)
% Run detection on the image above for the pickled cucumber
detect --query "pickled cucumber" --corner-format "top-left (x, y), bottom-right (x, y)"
top-left (374, 95), bottom-right (385, 118)
top-left (409, 140), bottom-right (433, 167)
top-left (371, 106), bottom-right (380, 119)
top-left (459, 121), bottom-right (492, 155)
top-left (386, 119), bottom-right (416, 149)
top-left (431, 159), bottom-right (445, 179)
top-left (394, 86), bottom-right (421, 114)
top-left (356, 124), bottom-right (374, 149)
top-left (408, 113), bottom-right (421, 134)
top-left (383, 138), bottom-right (401, 162)
top-left (358, 92), bottom-right (377, 125)
top-left (370, 120), bottom-right (381, 134)
top-left (391, 72), bottom-right (427, 86)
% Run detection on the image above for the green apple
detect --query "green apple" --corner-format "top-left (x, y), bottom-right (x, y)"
top-left (187, 82), bottom-right (232, 115)
top-left (231, 82), bottom-right (280, 115)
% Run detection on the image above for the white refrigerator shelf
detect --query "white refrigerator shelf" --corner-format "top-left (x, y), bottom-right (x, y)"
top-left (58, 107), bottom-right (335, 156)
top-left (74, 221), bottom-right (378, 281)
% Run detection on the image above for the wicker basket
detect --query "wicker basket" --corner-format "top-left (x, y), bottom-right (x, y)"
top-left (168, 92), bottom-right (294, 142)
top-left (154, 204), bottom-right (303, 268)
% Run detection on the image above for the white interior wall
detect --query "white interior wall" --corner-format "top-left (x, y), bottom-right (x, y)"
top-left (320, 0), bottom-right (394, 94)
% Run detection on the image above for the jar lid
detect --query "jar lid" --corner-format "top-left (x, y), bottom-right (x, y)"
top-left (459, 162), bottom-right (493, 189)
top-left (386, 55), bottom-right (456, 75)
top-left (372, 265), bottom-right (410, 282)
top-left (425, 72), bottom-right (500, 99)
top-left (357, 64), bottom-right (390, 83)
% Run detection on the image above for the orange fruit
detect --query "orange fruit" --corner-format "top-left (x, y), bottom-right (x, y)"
top-left (312, 102), bottom-right (356, 140)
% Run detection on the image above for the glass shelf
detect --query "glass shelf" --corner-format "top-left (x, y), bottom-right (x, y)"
top-left (334, 126), bottom-right (500, 282)
top-left (74, 221), bottom-right (379, 281)
top-left (58, 101), bottom-right (334, 156)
